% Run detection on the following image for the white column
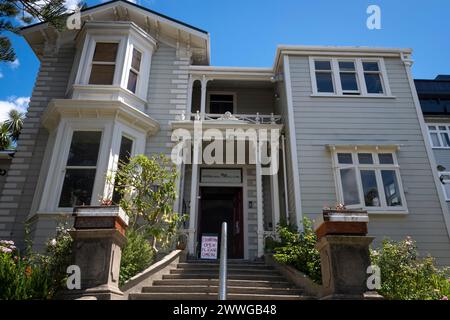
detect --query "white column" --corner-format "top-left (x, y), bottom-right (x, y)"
top-left (255, 139), bottom-right (264, 257)
top-left (186, 75), bottom-right (193, 116)
top-left (200, 75), bottom-right (208, 120)
top-left (270, 144), bottom-right (280, 231)
top-left (187, 139), bottom-right (201, 255)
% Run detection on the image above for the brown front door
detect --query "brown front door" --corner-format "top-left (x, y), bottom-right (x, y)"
top-left (198, 187), bottom-right (244, 259)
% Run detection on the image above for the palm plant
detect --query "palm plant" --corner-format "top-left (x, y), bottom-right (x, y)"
top-left (0, 123), bottom-right (12, 150)
top-left (4, 109), bottom-right (25, 142)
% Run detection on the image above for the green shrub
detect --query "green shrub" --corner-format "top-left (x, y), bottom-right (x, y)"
top-left (0, 225), bottom-right (72, 300)
top-left (371, 237), bottom-right (450, 300)
top-left (119, 228), bottom-right (155, 286)
top-left (271, 217), bottom-right (322, 283)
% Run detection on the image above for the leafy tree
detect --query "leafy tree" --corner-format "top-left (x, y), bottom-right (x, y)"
top-left (4, 108), bottom-right (24, 142)
top-left (0, 0), bottom-right (82, 62)
top-left (110, 154), bottom-right (186, 251)
top-left (0, 122), bottom-right (12, 150)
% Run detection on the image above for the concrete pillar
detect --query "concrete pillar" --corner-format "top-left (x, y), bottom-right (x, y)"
top-left (255, 139), bottom-right (264, 257)
top-left (62, 206), bottom-right (129, 300)
top-left (316, 235), bottom-right (377, 299)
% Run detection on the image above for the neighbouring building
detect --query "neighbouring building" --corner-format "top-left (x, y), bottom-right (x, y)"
top-left (416, 75), bottom-right (450, 228)
top-left (1, 0), bottom-right (449, 265)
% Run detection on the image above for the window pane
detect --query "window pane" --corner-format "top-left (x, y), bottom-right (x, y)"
top-left (315, 61), bottom-right (331, 70)
top-left (430, 133), bottom-right (441, 147)
top-left (364, 73), bottom-right (384, 94)
top-left (340, 73), bottom-right (359, 91)
top-left (339, 61), bottom-right (355, 71)
top-left (363, 62), bottom-right (380, 71)
top-left (118, 136), bottom-right (133, 164)
top-left (381, 170), bottom-right (402, 206)
top-left (58, 169), bottom-right (96, 207)
top-left (358, 153), bottom-right (373, 164)
top-left (439, 126), bottom-right (446, 130)
top-left (441, 133), bottom-right (450, 147)
top-left (210, 94), bottom-right (234, 102)
top-left (361, 170), bottom-right (380, 206)
top-left (113, 136), bottom-right (134, 204)
top-left (428, 126), bottom-right (436, 130)
top-left (127, 70), bottom-right (138, 93)
top-left (67, 131), bottom-right (102, 166)
top-left (316, 72), bottom-right (334, 93)
top-left (210, 101), bottom-right (234, 114)
top-left (92, 43), bottom-right (118, 62)
top-left (337, 153), bottom-right (353, 164)
top-left (378, 153), bottom-right (394, 164)
top-left (89, 65), bottom-right (115, 85)
top-left (340, 168), bottom-right (360, 205)
top-left (131, 49), bottom-right (142, 71)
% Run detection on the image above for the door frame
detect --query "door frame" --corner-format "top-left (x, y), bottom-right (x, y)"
top-left (197, 166), bottom-right (248, 260)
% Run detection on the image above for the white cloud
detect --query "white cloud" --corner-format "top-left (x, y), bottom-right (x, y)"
top-left (64, 0), bottom-right (81, 11)
top-left (0, 97), bottom-right (30, 122)
top-left (8, 59), bottom-right (20, 69)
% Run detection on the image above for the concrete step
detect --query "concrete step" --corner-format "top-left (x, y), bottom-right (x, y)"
top-left (142, 285), bottom-right (303, 295)
top-left (185, 260), bottom-right (265, 265)
top-left (129, 292), bottom-right (307, 300)
top-left (162, 273), bottom-right (286, 281)
top-left (177, 263), bottom-right (273, 270)
top-left (170, 268), bottom-right (275, 275)
top-left (152, 279), bottom-right (292, 288)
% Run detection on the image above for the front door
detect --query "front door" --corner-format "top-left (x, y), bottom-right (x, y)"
top-left (198, 187), bottom-right (244, 259)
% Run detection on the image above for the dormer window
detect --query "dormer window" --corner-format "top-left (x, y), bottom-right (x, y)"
top-left (127, 48), bottom-right (142, 93)
top-left (88, 42), bottom-right (118, 85)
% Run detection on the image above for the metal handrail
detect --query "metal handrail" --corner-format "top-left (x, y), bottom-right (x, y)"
top-left (218, 222), bottom-right (227, 300)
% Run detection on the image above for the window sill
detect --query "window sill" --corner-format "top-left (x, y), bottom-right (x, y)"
top-left (310, 94), bottom-right (396, 99)
top-left (366, 209), bottom-right (409, 215)
top-left (431, 147), bottom-right (450, 150)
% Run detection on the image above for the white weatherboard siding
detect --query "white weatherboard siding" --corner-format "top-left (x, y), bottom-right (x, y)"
top-left (0, 45), bottom-right (76, 251)
top-left (145, 43), bottom-right (189, 157)
top-left (287, 55), bottom-right (450, 265)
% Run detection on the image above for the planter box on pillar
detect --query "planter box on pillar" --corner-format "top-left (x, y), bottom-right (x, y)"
top-left (63, 206), bottom-right (129, 300)
top-left (314, 209), bottom-right (382, 300)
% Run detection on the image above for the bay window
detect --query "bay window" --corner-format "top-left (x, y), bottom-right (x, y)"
top-left (332, 149), bottom-right (406, 212)
top-left (72, 22), bottom-right (156, 111)
top-left (310, 57), bottom-right (391, 96)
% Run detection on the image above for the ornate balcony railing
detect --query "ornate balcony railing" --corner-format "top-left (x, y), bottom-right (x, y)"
top-left (175, 111), bottom-right (282, 125)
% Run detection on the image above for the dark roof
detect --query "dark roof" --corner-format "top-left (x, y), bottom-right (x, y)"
top-left (21, 0), bottom-right (208, 34)
top-left (435, 75), bottom-right (450, 81)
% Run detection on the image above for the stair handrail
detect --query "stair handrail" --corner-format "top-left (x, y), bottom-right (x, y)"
top-left (218, 222), bottom-right (227, 300)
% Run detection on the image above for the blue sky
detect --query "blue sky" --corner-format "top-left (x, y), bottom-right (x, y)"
top-left (0, 0), bottom-right (449, 119)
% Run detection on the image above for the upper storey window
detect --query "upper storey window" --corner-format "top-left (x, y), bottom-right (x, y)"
top-left (72, 22), bottom-right (157, 111)
top-left (310, 57), bottom-right (392, 97)
top-left (88, 43), bottom-right (118, 85)
top-left (127, 48), bottom-right (142, 93)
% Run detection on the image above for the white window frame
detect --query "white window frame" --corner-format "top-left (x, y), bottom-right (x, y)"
top-left (206, 91), bottom-right (237, 114)
top-left (76, 34), bottom-right (127, 86)
top-left (438, 171), bottom-right (450, 201)
top-left (331, 148), bottom-right (408, 214)
top-left (427, 123), bottom-right (450, 149)
top-left (38, 118), bottom-right (147, 213)
top-left (309, 57), bottom-right (392, 97)
top-left (74, 32), bottom-right (153, 102)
